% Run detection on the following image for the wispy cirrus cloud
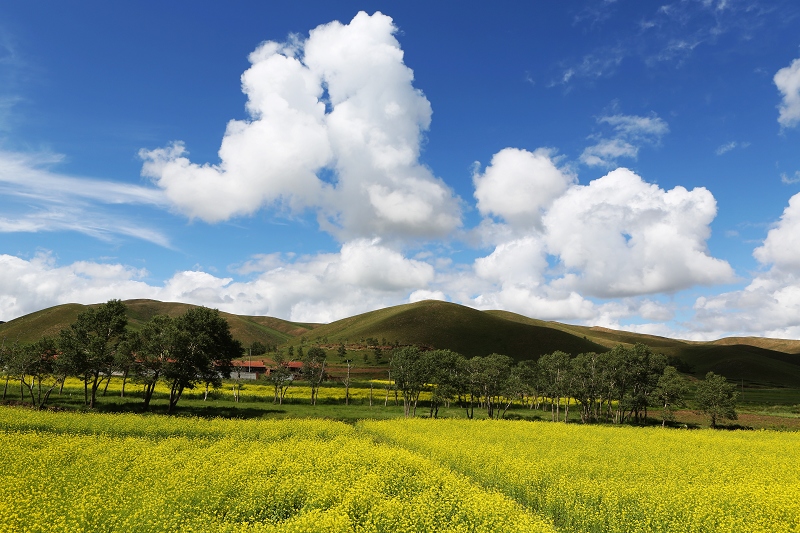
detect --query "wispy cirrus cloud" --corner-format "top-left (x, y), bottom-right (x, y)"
top-left (781, 171), bottom-right (800, 185)
top-left (557, 0), bottom-right (790, 86)
top-left (0, 150), bottom-right (171, 246)
top-left (715, 140), bottom-right (749, 155)
top-left (580, 112), bottom-right (669, 167)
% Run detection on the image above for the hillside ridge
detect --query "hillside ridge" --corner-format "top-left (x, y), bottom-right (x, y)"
top-left (2, 299), bottom-right (799, 387)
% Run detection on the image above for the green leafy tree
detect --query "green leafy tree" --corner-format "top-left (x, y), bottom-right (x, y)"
top-left (302, 346), bottom-right (326, 405)
top-left (1, 338), bottom-right (21, 400)
top-left (337, 343), bottom-right (347, 360)
top-left (538, 350), bottom-right (571, 422)
top-left (250, 341), bottom-right (267, 356)
top-left (475, 353), bottom-right (513, 419)
top-left (655, 366), bottom-right (689, 427)
top-left (265, 352), bottom-right (293, 404)
top-left (390, 346), bottom-right (427, 417)
top-left (624, 343), bottom-right (667, 424)
top-left (515, 359), bottom-right (543, 410)
top-left (58, 299), bottom-right (128, 408)
top-left (500, 364), bottom-right (528, 419)
top-left (423, 349), bottom-right (465, 418)
top-left (128, 315), bottom-right (176, 409)
top-left (16, 336), bottom-right (65, 410)
top-left (163, 307), bottom-right (242, 413)
top-left (695, 371), bottom-right (738, 428)
top-left (571, 352), bottom-right (602, 423)
top-left (458, 356), bottom-right (485, 419)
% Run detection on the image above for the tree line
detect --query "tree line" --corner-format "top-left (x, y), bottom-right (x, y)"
top-left (389, 344), bottom-right (739, 428)
top-left (1, 300), bottom-right (242, 413)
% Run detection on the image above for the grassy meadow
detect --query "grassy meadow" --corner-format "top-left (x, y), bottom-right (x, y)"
top-left (2, 407), bottom-right (799, 532)
top-left (4, 374), bottom-right (800, 429)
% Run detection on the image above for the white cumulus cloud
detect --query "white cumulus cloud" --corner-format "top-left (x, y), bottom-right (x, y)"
top-left (140, 11), bottom-right (461, 241)
top-left (544, 168), bottom-right (735, 297)
top-left (473, 148), bottom-right (575, 228)
top-left (463, 148), bottom-right (734, 327)
top-left (775, 57), bottom-right (800, 129)
top-left (0, 239), bottom-right (437, 324)
top-left (753, 192), bottom-right (800, 272)
top-left (691, 192), bottom-right (800, 338)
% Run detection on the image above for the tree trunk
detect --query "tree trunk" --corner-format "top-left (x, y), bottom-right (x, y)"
top-left (501, 399), bottom-right (513, 419)
top-left (120, 369), bottom-right (129, 398)
top-left (89, 373), bottom-right (101, 408)
top-left (143, 382), bottom-right (155, 409)
top-left (168, 383), bottom-right (184, 414)
top-left (344, 363), bottom-right (351, 406)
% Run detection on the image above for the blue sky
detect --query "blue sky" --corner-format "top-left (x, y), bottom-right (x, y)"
top-left (1, 1), bottom-right (800, 339)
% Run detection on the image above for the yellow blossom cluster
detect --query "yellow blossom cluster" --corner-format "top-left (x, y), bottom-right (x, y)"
top-left (361, 418), bottom-right (800, 532)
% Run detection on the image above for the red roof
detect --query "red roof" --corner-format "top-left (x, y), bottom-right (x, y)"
top-left (232, 360), bottom-right (268, 370)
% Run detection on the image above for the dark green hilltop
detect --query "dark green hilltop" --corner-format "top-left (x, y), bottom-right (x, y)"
top-left (2, 298), bottom-right (800, 387)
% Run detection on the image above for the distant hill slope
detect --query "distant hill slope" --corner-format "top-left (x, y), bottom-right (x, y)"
top-left (3, 299), bottom-right (800, 387)
top-left (0, 299), bottom-right (318, 347)
top-left (484, 309), bottom-right (800, 387)
top-left (294, 300), bottom-right (608, 360)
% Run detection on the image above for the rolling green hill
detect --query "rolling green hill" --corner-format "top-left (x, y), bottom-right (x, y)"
top-left (0, 299), bottom-right (317, 348)
top-left (294, 300), bottom-right (609, 360)
top-left (484, 309), bottom-right (800, 386)
top-left (3, 298), bottom-right (800, 387)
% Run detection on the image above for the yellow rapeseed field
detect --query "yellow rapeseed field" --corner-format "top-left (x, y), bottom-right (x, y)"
top-left (3, 407), bottom-right (799, 532)
top-left (361, 418), bottom-right (800, 533)
top-left (0, 408), bottom-right (553, 533)
top-left (57, 376), bottom-right (407, 405)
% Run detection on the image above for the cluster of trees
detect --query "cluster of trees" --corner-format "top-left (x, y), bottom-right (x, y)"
top-left (1, 300), bottom-right (243, 413)
top-left (390, 344), bottom-right (739, 427)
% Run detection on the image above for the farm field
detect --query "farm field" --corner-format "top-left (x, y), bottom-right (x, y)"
top-left (0, 407), bottom-right (554, 533)
top-left (362, 419), bottom-right (800, 532)
top-left (2, 407), bottom-right (799, 532)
